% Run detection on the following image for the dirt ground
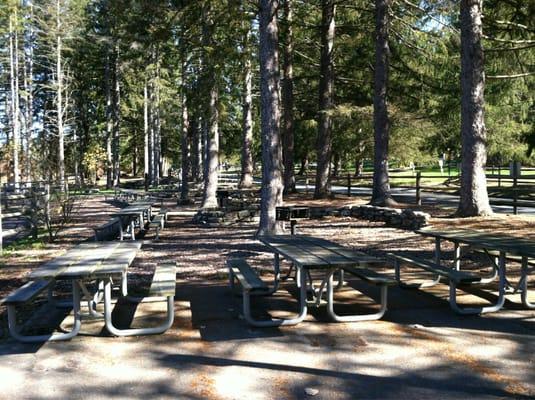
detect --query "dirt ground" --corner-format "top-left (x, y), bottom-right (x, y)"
top-left (0, 195), bottom-right (534, 399)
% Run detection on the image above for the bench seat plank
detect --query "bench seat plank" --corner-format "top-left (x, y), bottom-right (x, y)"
top-left (390, 254), bottom-right (481, 284)
top-left (228, 259), bottom-right (268, 292)
top-left (341, 266), bottom-right (396, 286)
top-left (0, 280), bottom-right (53, 305)
top-left (148, 264), bottom-right (177, 297)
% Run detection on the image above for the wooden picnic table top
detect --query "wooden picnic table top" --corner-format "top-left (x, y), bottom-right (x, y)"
top-left (112, 204), bottom-right (151, 215)
top-left (29, 241), bottom-right (141, 280)
top-left (417, 227), bottom-right (535, 259)
top-left (258, 235), bottom-right (385, 270)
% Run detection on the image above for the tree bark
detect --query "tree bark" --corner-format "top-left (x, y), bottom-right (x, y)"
top-left (298, 156), bottom-right (308, 175)
top-left (191, 116), bottom-right (202, 182)
top-left (314, 0), bottom-right (335, 199)
top-left (143, 82), bottom-right (149, 184)
top-left (56, 0), bottom-right (65, 190)
top-left (282, 0), bottom-right (296, 194)
top-left (239, 23), bottom-right (254, 189)
top-left (200, 8), bottom-right (219, 209)
top-left (201, 83), bottom-right (220, 209)
top-left (258, 0), bottom-right (284, 235)
top-left (457, 0), bottom-right (492, 216)
top-left (9, 13), bottom-right (21, 189)
top-left (354, 158), bottom-right (364, 177)
top-left (371, 0), bottom-right (395, 206)
top-left (112, 45), bottom-right (121, 186)
top-left (332, 152), bottom-right (340, 177)
top-left (180, 62), bottom-right (190, 201)
top-left (105, 49), bottom-right (113, 188)
top-left (23, 3), bottom-right (34, 183)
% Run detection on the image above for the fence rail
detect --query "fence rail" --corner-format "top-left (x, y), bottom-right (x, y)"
top-left (337, 170), bottom-right (535, 215)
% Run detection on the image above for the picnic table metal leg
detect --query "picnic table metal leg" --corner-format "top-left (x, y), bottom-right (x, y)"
top-left (242, 265), bottom-right (307, 327)
top-left (335, 269), bottom-right (345, 291)
top-left (477, 249), bottom-right (499, 284)
top-left (395, 258), bottom-right (440, 289)
top-left (326, 269), bottom-right (388, 322)
top-left (520, 257), bottom-right (534, 309)
top-left (78, 281), bottom-right (104, 318)
top-left (103, 278), bottom-right (175, 336)
top-left (453, 243), bottom-right (461, 271)
top-left (448, 252), bottom-right (506, 314)
top-left (130, 220), bottom-right (135, 240)
top-left (7, 280), bottom-right (82, 342)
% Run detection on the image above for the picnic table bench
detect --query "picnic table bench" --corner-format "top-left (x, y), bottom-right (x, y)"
top-left (149, 208), bottom-right (168, 240)
top-left (388, 252), bottom-right (495, 314)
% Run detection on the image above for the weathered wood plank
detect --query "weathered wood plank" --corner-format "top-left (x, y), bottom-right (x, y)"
top-left (148, 264), bottom-right (176, 297)
top-left (0, 280), bottom-right (54, 305)
top-left (341, 266), bottom-right (396, 286)
top-left (228, 259), bottom-right (268, 291)
top-left (300, 236), bottom-right (385, 266)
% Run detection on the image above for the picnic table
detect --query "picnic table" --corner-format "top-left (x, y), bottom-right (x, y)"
top-left (241, 235), bottom-right (394, 326)
top-left (111, 203), bottom-right (153, 239)
top-left (417, 227), bottom-right (534, 310)
top-left (7, 241), bottom-right (141, 342)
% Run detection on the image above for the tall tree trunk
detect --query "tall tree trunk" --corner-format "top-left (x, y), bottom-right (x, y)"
top-left (154, 60), bottom-right (161, 186)
top-left (457, 0), bottom-right (492, 216)
top-left (9, 13), bottom-right (21, 189)
top-left (23, 3), bottom-right (34, 183)
top-left (332, 152), bottom-right (340, 177)
top-left (239, 26), bottom-right (254, 189)
top-left (112, 45), bottom-right (121, 186)
top-left (354, 158), bottom-right (364, 177)
top-left (200, 8), bottom-right (219, 209)
top-left (201, 83), bottom-right (219, 209)
top-left (371, 0), bottom-right (395, 206)
top-left (180, 62), bottom-right (190, 201)
top-left (314, 0), bottom-right (335, 199)
top-left (298, 156), bottom-right (308, 175)
top-left (149, 74), bottom-right (156, 185)
top-left (105, 49), bottom-right (113, 188)
top-left (56, 0), bottom-right (65, 190)
top-left (282, 0), bottom-right (296, 194)
top-left (201, 117), bottom-right (208, 184)
top-left (258, 0), bottom-right (283, 235)
top-left (143, 82), bottom-right (149, 185)
top-left (191, 116), bottom-right (201, 182)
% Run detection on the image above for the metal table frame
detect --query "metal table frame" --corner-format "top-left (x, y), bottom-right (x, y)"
top-left (255, 235), bottom-right (389, 327)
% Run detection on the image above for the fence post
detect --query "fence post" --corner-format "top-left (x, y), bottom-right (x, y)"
top-left (347, 172), bottom-right (351, 197)
top-left (513, 176), bottom-right (518, 215)
top-left (415, 171), bottom-right (422, 205)
top-left (497, 167), bottom-right (501, 187)
top-left (305, 172), bottom-right (309, 195)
